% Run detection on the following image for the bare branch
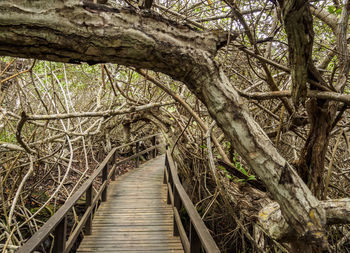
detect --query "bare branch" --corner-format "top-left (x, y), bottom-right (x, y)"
top-left (238, 89), bottom-right (350, 106)
top-left (25, 102), bottom-right (173, 120)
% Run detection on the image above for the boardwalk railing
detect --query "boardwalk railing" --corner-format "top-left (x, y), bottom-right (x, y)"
top-left (164, 149), bottom-right (221, 253)
top-left (17, 134), bottom-right (161, 253)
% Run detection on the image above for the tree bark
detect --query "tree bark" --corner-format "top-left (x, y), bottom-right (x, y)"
top-left (278, 0), bottom-right (338, 202)
top-left (259, 199), bottom-right (350, 240)
top-left (278, 0), bottom-right (315, 107)
top-left (296, 98), bottom-right (335, 199)
top-left (0, 0), bottom-right (330, 247)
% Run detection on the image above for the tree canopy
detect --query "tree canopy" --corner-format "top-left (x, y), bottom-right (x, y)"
top-left (0, 0), bottom-right (349, 252)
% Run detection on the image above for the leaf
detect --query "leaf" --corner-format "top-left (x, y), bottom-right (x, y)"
top-left (328, 6), bottom-right (336, 14)
top-left (239, 166), bottom-right (248, 176)
top-left (248, 175), bottom-right (256, 181)
top-left (218, 165), bottom-right (225, 170)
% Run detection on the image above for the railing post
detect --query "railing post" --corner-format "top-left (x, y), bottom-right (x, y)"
top-left (173, 187), bottom-right (181, 236)
top-left (135, 141), bottom-right (140, 168)
top-left (85, 185), bottom-right (93, 235)
top-left (167, 164), bottom-right (173, 205)
top-left (111, 152), bottom-right (116, 181)
top-left (152, 135), bottom-right (157, 158)
top-left (163, 168), bottom-right (167, 185)
top-left (166, 186), bottom-right (171, 205)
top-left (163, 169), bottom-right (167, 184)
top-left (53, 216), bottom-right (67, 253)
top-left (102, 164), bottom-right (108, 202)
top-left (190, 222), bottom-right (201, 253)
top-left (163, 153), bottom-right (168, 185)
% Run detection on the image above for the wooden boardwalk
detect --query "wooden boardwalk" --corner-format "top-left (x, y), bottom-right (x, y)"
top-left (77, 155), bottom-right (184, 253)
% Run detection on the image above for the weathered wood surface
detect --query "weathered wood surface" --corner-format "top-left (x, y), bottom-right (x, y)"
top-left (77, 155), bottom-right (184, 253)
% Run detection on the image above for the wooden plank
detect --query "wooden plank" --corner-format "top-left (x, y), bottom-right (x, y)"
top-left (80, 234), bottom-right (176, 239)
top-left (78, 235), bottom-right (181, 240)
top-left (78, 250), bottom-right (184, 253)
top-left (77, 155), bottom-right (184, 253)
top-left (90, 227), bottom-right (173, 233)
top-left (92, 217), bottom-right (173, 221)
top-left (79, 241), bottom-right (183, 246)
top-left (78, 246), bottom-right (184, 250)
top-left (90, 222), bottom-right (174, 226)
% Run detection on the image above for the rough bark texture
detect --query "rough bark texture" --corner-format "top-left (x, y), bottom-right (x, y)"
top-left (259, 199), bottom-right (350, 240)
top-left (279, 0), bottom-right (314, 107)
top-left (280, 0), bottom-right (335, 204)
top-left (0, 0), bottom-right (328, 247)
top-left (335, 0), bottom-right (350, 92)
top-left (296, 98), bottom-right (334, 199)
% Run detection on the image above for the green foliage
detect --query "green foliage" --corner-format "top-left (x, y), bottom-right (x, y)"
top-left (168, 106), bottom-right (176, 113)
top-left (131, 71), bottom-right (140, 80)
top-left (224, 141), bottom-right (231, 150)
top-left (345, 86), bottom-right (350, 94)
top-left (28, 191), bottom-right (53, 220)
top-left (0, 130), bottom-right (16, 143)
top-left (233, 155), bottom-right (247, 175)
top-left (218, 165), bottom-right (232, 179)
top-left (29, 205), bottom-right (54, 221)
top-left (216, 150), bottom-right (256, 181)
top-left (232, 154), bottom-right (256, 182)
top-left (327, 6), bottom-right (342, 15)
top-left (32, 61), bottom-right (46, 73)
top-left (0, 56), bottom-right (13, 63)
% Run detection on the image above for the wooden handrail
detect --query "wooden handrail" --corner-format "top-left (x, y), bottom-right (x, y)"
top-left (164, 149), bottom-right (221, 253)
top-left (17, 134), bottom-right (161, 253)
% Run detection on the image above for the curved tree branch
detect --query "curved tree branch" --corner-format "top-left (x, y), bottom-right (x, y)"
top-left (137, 69), bottom-right (231, 164)
top-left (16, 112), bottom-right (35, 154)
top-left (0, 0), bottom-right (330, 246)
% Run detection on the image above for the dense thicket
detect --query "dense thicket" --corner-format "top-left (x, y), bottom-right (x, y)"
top-left (0, 0), bottom-right (349, 252)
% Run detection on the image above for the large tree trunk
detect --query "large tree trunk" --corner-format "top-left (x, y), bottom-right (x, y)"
top-left (278, 0), bottom-right (314, 107)
top-left (0, 0), bottom-right (330, 248)
top-left (279, 0), bottom-right (336, 202)
top-left (279, 2), bottom-right (333, 250)
top-left (296, 98), bottom-right (335, 199)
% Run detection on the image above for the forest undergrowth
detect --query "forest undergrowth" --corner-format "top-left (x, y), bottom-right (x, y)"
top-left (1, 0), bottom-right (350, 252)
